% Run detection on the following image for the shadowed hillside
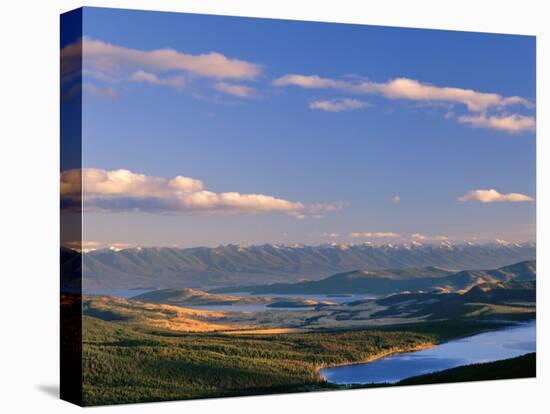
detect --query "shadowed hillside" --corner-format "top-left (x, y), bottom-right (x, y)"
top-left (131, 288), bottom-right (271, 306)
top-left (214, 260), bottom-right (535, 296)
top-left (397, 353), bottom-right (535, 385)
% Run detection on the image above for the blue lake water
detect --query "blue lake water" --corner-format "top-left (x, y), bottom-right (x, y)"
top-left (320, 320), bottom-right (536, 384)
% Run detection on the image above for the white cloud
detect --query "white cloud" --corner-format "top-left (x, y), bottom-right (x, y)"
top-left (273, 74), bottom-right (534, 133)
top-left (309, 98), bottom-right (368, 112)
top-left (457, 113), bottom-right (535, 133)
top-left (213, 82), bottom-right (258, 98)
top-left (61, 37), bottom-right (261, 98)
top-left (61, 168), bottom-right (348, 219)
top-left (274, 74), bottom-right (531, 112)
top-left (168, 176), bottom-right (205, 192)
top-left (349, 232), bottom-right (402, 238)
top-left (458, 189), bottom-right (534, 203)
top-left (76, 37), bottom-right (261, 80)
top-left (372, 78), bottom-right (531, 112)
top-left (128, 70), bottom-right (187, 91)
top-left (392, 195), bottom-right (401, 204)
top-left (273, 74), bottom-right (345, 89)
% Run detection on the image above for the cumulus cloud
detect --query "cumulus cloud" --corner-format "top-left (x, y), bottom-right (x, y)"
top-left (76, 37), bottom-right (261, 80)
top-left (349, 232), bottom-right (402, 238)
top-left (273, 74), bottom-right (534, 133)
top-left (168, 176), bottom-right (205, 192)
top-left (61, 168), bottom-right (348, 218)
top-left (458, 189), bottom-right (534, 203)
top-left (213, 82), bottom-right (258, 98)
top-left (457, 113), bottom-right (535, 133)
top-left (309, 98), bottom-right (368, 112)
top-left (61, 37), bottom-right (261, 98)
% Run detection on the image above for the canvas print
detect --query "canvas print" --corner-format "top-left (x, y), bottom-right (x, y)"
top-left (60, 7), bottom-right (536, 406)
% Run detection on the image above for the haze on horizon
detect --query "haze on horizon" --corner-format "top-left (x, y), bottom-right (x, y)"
top-left (61, 8), bottom-right (536, 249)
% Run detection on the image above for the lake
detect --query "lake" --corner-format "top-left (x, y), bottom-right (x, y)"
top-left (320, 320), bottom-right (536, 384)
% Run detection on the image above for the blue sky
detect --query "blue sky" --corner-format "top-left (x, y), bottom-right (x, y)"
top-left (62, 7), bottom-right (536, 248)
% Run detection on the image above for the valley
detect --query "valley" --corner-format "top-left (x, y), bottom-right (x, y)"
top-left (76, 255), bottom-right (536, 405)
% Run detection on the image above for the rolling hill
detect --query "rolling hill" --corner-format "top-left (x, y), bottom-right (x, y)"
top-left (130, 288), bottom-right (271, 307)
top-left (371, 279), bottom-right (536, 321)
top-left (130, 288), bottom-right (335, 308)
top-left (82, 295), bottom-right (242, 332)
top-left (213, 260), bottom-right (535, 295)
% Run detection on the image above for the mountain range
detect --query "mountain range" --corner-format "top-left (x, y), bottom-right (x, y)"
top-left (63, 241), bottom-right (536, 289)
top-left (212, 260), bottom-right (535, 295)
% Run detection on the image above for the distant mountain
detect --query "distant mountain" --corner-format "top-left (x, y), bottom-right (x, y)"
top-left (68, 242), bottom-right (535, 289)
top-left (214, 260), bottom-right (536, 295)
top-left (462, 280), bottom-right (536, 303)
top-left (214, 266), bottom-right (456, 295)
top-left (445, 260), bottom-right (536, 291)
top-left (371, 278), bottom-right (536, 321)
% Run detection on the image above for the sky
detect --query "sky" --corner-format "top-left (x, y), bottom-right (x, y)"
top-left (61, 7), bottom-right (536, 249)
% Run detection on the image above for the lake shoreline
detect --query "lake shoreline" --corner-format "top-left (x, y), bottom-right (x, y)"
top-left (319, 319), bottom-right (535, 385)
top-left (317, 342), bottom-right (437, 380)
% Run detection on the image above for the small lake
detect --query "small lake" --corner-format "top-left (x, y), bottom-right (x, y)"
top-left (320, 320), bottom-right (536, 384)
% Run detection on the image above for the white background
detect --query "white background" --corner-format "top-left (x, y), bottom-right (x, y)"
top-left (0, 0), bottom-right (547, 412)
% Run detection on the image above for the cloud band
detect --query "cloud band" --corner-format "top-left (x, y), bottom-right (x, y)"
top-left (61, 168), bottom-right (347, 218)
